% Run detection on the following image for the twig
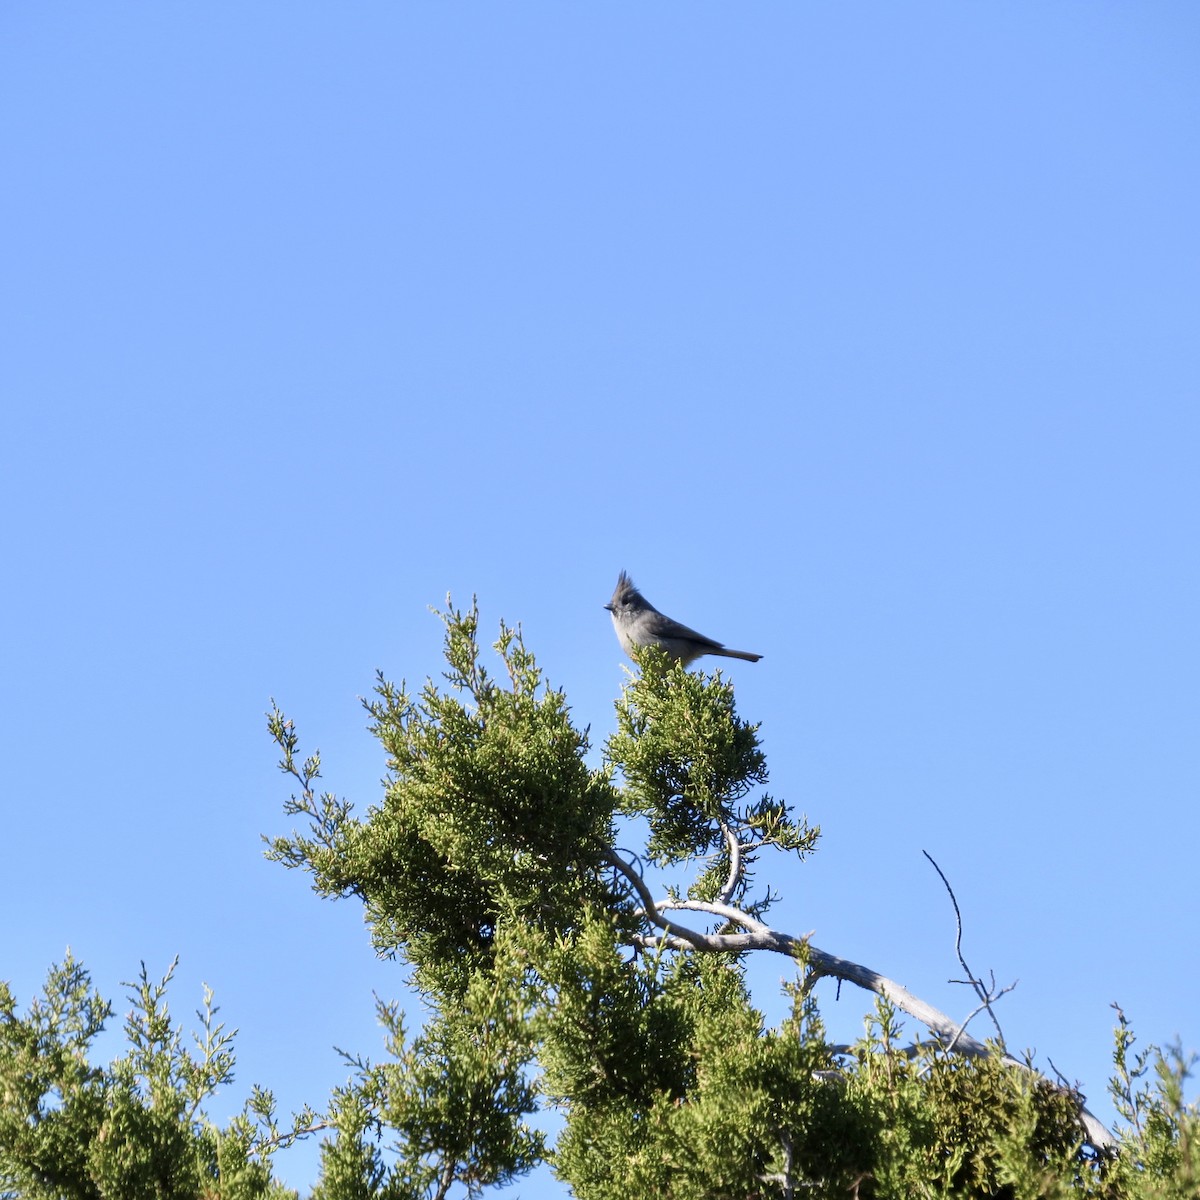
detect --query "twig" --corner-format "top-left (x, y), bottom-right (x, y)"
top-left (945, 982), bottom-right (1018, 1055)
top-left (255, 1119), bottom-right (335, 1152)
top-left (923, 850), bottom-right (1008, 1047)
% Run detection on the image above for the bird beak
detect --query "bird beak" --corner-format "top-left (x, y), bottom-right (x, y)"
top-left (603, 603), bottom-right (613, 612)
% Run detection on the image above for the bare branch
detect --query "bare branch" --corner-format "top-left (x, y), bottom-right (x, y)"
top-left (757, 1130), bottom-right (795, 1199)
top-left (944, 982), bottom-right (1018, 1055)
top-left (432, 1157), bottom-right (457, 1200)
top-left (923, 849), bottom-right (1007, 1047)
top-left (1046, 1056), bottom-right (1078, 1093)
top-left (602, 851), bottom-right (717, 952)
top-left (254, 1118), bottom-right (335, 1153)
top-left (716, 819), bottom-right (742, 906)
top-left (656, 896), bottom-right (770, 934)
top-left (605, 845), bottom-right (1116, 1151)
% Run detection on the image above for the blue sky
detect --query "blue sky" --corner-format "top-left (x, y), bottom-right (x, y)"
top-left (3, 3), bottom-right (1198, 1194)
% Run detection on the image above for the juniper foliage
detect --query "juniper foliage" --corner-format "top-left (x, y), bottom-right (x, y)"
top-left (3, 603), bottom-right (1196, 1199)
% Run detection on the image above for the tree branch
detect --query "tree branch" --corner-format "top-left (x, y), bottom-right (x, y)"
top-left (604, 846), bottom-right (1116, 1150)
top-left (656, 897), bottom-right (769, 934)
top-left (923, 849), bottom-right (1008, 1047)
top-left (602, 851), bottom-right (719, 952)
top-left (716, 819), bottom-right (742, 906)
top-left (432, 1157), bottom-right (457, 1200)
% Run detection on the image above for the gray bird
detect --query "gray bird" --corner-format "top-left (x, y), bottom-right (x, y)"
top-left (604, 571), bottom-right (762, 667)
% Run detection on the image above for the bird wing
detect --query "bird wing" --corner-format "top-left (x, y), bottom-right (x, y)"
top-left (645, 611), bottom-right (725, 650)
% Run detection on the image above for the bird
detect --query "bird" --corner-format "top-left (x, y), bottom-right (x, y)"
top-left (604, 571), bottom-right (762, 667)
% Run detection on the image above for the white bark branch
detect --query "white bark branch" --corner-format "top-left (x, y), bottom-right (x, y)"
top-left (655, 896), bottom-right (770, 934)
top-left (604, 848), bottom-right (1116, 1150)
top-left (716, 819), bottom-right (742, 906)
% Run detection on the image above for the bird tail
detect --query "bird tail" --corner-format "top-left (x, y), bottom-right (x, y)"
top-left (716, 648), bottom-right (762, 662)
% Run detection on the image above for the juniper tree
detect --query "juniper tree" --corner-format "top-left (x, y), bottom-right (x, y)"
top-left (0, 955), bottom-right (307, 1200)
top-left (3, 601), bottom-right (1197, 1199)
top-left (260, 601), bottom-right (1196, 1199)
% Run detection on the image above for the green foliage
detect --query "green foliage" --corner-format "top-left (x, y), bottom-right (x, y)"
top-left (536, 908), bottom-right (695, 1111)
top-left (259, 604), bottom-right (1198, 1199)
top-left (1104, 1007), bottom-right (1200, 1199)
top-left (0, 955), bottom-right (111, 1198)
top-left (0, 955), bottom-right (301, 1200)
top-left (607, 647), bottom-right (817, 894)
top-left (267, 600), bottom-right (618, 996)
top-left (553, 962), bottom-right (875, 1200)
top-left (311, 931), bottom-right (544, 1200)
top-left (6, 601), bottom-right (1197, 1199)
top-left (839, 1001), bottom-right (1100, 1200)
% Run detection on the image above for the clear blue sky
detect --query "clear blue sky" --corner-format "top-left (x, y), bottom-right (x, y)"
top-left (3, 4), bottom-right (1197, 1194)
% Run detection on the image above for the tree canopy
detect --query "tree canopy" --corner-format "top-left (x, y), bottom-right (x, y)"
top-left (2, 602), bottom-right (1197, 1199)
